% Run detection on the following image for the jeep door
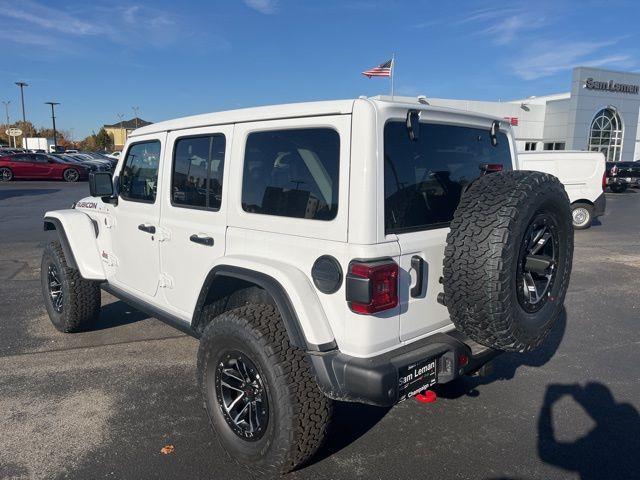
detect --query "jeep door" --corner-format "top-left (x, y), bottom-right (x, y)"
top-left (110, 135), bottom-right (165, 297)
top-left (157, 126), bottom-right (232, 317)
top-left (383, 115), bottom-right (514, 341)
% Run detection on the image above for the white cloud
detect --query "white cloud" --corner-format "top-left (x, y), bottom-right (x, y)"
top-left (511, 40), bottom-right (635, 80)
top-left (0, 0), bottom-right (103, 35)
top-left (480, 14), bottom-right (547, 46)
top-left (244, 0), bottom-right (279, 14)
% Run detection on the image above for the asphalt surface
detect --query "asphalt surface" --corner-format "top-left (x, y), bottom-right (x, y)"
top-left (1, 181), bottom-right (639, 480)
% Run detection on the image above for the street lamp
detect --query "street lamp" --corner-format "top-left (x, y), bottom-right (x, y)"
top-left (132, 106), bottom-right (139, 128)
top-left (15, 81), bottom-right (28, 148)
top-left (45, 101), bottom-right (60, 151)
top-left (2, 100), bottom-right (12, 147)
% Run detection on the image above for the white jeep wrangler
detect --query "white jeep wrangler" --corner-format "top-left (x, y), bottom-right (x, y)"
top-left (41, 97), bottom-right (573, 474)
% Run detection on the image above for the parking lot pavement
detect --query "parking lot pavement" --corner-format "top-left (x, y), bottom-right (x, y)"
top-left (1, 182), bottom-right (639, 480)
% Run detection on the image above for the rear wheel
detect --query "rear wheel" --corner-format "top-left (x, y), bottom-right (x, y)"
top-left (197, 304), bottom-right (332, 475)
top-left (443, 171), bottom-right (573, 352)
top-left (63, 168), bottom-right (80, 182)
top-left (0, 167), bottom-right (13, 181)
top-left (609, 183), bottom-right (627, 193)
top-left (41, 241), bottom-right (101, 332)
top-left (571, 203), bottom-right (593, 230)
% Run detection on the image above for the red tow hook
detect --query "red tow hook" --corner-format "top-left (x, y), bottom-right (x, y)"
top-left (415, 390), bottom-right (437, 404)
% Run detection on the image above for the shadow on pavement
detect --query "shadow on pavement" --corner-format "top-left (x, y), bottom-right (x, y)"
top-left (537, 382), bottom-right (640, 480)
top-left (0, 188), bottom-right (60, 201)
top-left (305, 402), bottom-right (390, 467)
top-left (437, 308), bottom-right (567, 399)
top-left (87, 300), bottom-right (150, 330)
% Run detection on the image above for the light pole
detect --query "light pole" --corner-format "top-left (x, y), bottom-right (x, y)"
top-left (2, 100), bottom-right (11, 147)
top-left (45, 101), bottom-right (60, 151)
top-left (15, 81), bottom-right (28, 148)
top-left (132, 106), bottom-right (139, 128)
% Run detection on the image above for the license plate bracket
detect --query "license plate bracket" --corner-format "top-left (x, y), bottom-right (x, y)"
top-left (397, 356), bottom-right (437, 402)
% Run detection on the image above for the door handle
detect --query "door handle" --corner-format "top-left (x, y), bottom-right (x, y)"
top-left (410, 255), bottom-right (424, 298)
top-left (190, 234), bottom-right (214, 246)
top-left (138, 224), bottom-right (156, 234)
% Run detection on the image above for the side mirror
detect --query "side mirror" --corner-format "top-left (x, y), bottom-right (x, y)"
top-left (406, 110), bottom-right (420, 142)
top-left (89, 172), bottom-right (114, 198)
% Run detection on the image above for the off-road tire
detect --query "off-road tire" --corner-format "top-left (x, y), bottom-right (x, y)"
top-left (571, 202), bottom-right (593, 230)
top-left (443, 171), bottom-right (573, 352)
top-left (609, 183), bottom-right (627, 193)
top-left (197, 304), bottom-right (332, 475)
top-left (0, 167), bottom-right (13, 181)
top-left (41, 241), bottom-right (101, 332)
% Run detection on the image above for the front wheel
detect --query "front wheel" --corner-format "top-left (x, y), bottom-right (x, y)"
top-left (571, 203), bottom-right (593, 230)
top-left (41, 241), bottom-right (101, 332)
top-left (63, 168), bottom-right (80, 182)
top-left (197, 304), bottom-right (332, 475)
top-left (609, 183), bottom-right (627, 193)
top-left (0, 167), bottom-right (13, 181)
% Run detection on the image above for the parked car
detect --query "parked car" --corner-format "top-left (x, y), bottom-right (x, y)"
top-left (0, 152), bottom-right (88, 182)
top-left (105, 151), bottom-right (121, 159)
top-left (51, 154), bottom-right (111, 173)
top-left (606, 161), bottom-right (640, 193)
top-left (40, 97), bottom-right (574, 474)
top-left (518, 150), bottom-right (606, 229)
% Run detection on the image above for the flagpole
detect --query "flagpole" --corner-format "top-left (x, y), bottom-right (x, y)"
top-left (391, 53), bottom-right (395, 98)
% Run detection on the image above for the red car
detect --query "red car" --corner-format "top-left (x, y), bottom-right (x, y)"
top-left (0, 153), bottom-right (89, 182)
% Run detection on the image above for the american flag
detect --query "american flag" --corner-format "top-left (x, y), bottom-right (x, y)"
top-left (362, 59), bottom-right (393, 78)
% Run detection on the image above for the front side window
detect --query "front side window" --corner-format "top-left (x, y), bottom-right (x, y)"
top-left (384, 121), bottom-right (512, 234)
top-left (172, 135), bottom-right (226, 210)
top-left (119, 140), bottom-right (161, 203)
top-left (241, 128), bottom-right (339, 220)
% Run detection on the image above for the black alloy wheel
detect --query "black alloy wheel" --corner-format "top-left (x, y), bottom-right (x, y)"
top-left (215, 350), bottom-right (269, 441)
top-left (47, 263), bottom-right (64, 313)
top-left (516, 213), bottom-right (559, 313)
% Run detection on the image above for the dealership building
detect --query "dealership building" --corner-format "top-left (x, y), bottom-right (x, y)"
top-left (424, 67), bottom-right (640, 162)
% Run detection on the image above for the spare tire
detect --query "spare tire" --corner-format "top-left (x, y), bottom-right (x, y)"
top-left (443, 171), bottom-right (573, 352)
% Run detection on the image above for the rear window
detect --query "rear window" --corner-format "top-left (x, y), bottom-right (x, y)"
top-left (384, 121), bottom-right (512, 234)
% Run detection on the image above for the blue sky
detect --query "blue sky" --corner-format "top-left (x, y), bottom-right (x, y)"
top-left (1, 0), bottom-right (638, 139)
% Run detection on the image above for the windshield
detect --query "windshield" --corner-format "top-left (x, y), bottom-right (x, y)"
top-left (384, 121), bottom-right (512, 234)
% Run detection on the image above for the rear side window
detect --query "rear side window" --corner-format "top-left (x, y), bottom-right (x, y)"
top-left (384, 122), bottom-right (512, 234)
top-left (241, 128), bottom-right (340, 220)
top-left (171, 135), bottom-right (226, 210)
top-left (119, 140), bottom-right (161, 203)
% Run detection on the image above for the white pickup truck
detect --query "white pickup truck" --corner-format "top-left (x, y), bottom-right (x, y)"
top-left (518, 150), bottom-right (606, 229)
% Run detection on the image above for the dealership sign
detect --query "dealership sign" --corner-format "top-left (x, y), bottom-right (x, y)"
top-left (5, 128), bottom-right (22, 137)
top-left (584, 78), bottom-right (639, 94)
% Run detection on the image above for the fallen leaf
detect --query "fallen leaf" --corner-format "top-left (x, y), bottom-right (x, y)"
top-left (160, 445), bottom-right (175, 455)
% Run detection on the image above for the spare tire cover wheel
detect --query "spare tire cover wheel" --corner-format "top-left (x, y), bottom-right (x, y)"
top-left (443, 171), bottom-right (574, 353)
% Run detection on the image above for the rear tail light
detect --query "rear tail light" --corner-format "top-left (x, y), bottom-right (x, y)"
top-left (480, 163), bottom-right (503, 174)
top-left (346, 259), bottom-right (398, 314)
top-left (602, 172), bottom-right (607, 191)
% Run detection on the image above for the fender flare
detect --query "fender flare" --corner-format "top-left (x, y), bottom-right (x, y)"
top-left (43, 210), bottom-right (105, 280)
top-left (192, 265), bottom-right (337, 353)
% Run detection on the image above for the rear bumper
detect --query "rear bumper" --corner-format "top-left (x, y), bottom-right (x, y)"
top-left (593, 192), bottom-right (606, 217)
top-left (310, 330), bottom-right (499, 407)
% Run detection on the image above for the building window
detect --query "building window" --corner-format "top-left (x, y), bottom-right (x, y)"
top-left (588, 108), bottom-right (623, 162)
top-left (543, 142), bottom-right (566, 151)
top-left (241, 128), bottom-right (340, 220)
top-left (525, 142), bottom-right (537, 151)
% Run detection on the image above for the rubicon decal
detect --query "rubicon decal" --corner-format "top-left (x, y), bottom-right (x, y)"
top-left (76, 201), bottom-right (97, 209)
